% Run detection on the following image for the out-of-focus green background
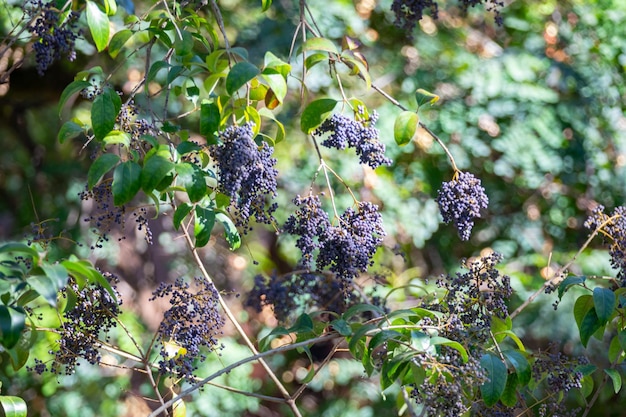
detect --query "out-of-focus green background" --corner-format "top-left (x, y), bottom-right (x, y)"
top-left (1, 0), bottom-right (626, 415)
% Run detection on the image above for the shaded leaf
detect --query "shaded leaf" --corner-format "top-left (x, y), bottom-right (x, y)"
top-left (112, 161), bottom-right (142, 205)
top-left (194, 206), bottom-right (215, 247)
top-left (0, 306), bottom-right (26, 350)
top-left (86, 1), bottom-right (110, 52)
top-left (88, 153), bottom-right (119, 189)
top-left (216, 213), bottom-right (241, 250)
top-left (300, 98), bottom-right (337, 134)
top-left (480, 353), bottom-right (508, 407)
top-left (593, 287), bottom-right (615, 325)
top-left (226, 62), bottom-right (259, 95)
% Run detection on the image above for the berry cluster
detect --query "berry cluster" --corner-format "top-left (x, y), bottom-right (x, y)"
top-left (79, 182), bottom-right (126, 249)
top-left (435, 171), bottom-right (489, 241)
top-left (42, 274), bottom-right (122, 375)
top-left (117, 100), bottom-right (161, 147)
top-left (150, 277), bottom-right (225, 379)
top-left (209, 124), bottom-right (278, 231)
top-left (283, 195), bottom-right (386, 283)
top-left (247, 272), bottom-right (350, 322)
top-left (313, 111), bottom-right (392, 169)
top-left (27, 0), bottom-right (79, 75)
top-left (584, 205), bottom-right (626, 284)
top-left (410, 350), bottom-right (486, 416)
top-left (283, 194), bottom-right (332, 268)
top-left (317, 201), bottom-right (386, 282)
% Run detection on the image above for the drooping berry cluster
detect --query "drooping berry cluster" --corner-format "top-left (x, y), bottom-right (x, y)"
top-left (150, 276), bottom-right (225, 379)
top-left (42, 274), bottom-right (122, 375)
top-left (247, 272), bottom-right (349, 322)
top-left (313, 111), bottom-right (392, 169)
top-left (117, 100), bottom-right (161, 146)
top-left (283, 194), bottom-right (332, 268)
top-left (584, 205), bottom-right (626, 284)
top-left (283, 196), bottom-right (386, 283)
top-left (27, 0), bottom-right (80, 75)
top-left (79, 182), bottom-right (126, 249)
top-left (317, 201), bottom-right (386, 282)
top-left (209, 124), bottom-right (278, 231)
top-left (435, 171), bottom-right (489, 241)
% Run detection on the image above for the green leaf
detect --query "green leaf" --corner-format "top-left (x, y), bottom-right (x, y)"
top-left (331, 319), bottom-right (352, 336)
top-left (112, 161), bottom-right (142, 205)
top-left (415, 88), bottom-right (440, 106)
top-left (261, 0), bottom-right (272, 12)
top-left (430, 336), bottom-right (468, 363)
top-left (88, 153), bottom-right (119, 189)
top-left (173, 203), bottom-right (193, 230)
top-left (226, 62), bottom-right (259, 95)
top-left (261, 70), bottom-right (287, 105)
top-left (0, 306), bottom-right (26, 350)
top-left (92, 88), bottom-right (122, 141)
top-left (394, 111), bottom-right (419, 146)
top-left (58, 120), bottom-right (85, 143)
top-left (86, 1), bottom-right (110, 52)
top-left (7, 328), bottom-right (36, 371)
top-left (381, 357), bottom-right (410, 390)
top-left (58, 80), bottom-right (91, 116)
top-left (300, 98), bottom-right (337, 134)
top-left (200, 102), bottom-right (220, 142)
top-left (593, 287), bottom-right (615, 325)
top-left (581, 374), bottom-right (594, 398)
top-left (177, 141), bottom-right (202, 155)
top-left (103, 0), bottom-right (116, 15)
top-left (605, 369), bottom-right (622, 394)
top-left (103, 130), bottom-right (131, 147)
top-left (174, 30), bottom-right (194, 56)
top-left (304, 52), bottom-right (328, 70)
top-left (558, 275), bottom-right (586, 299)
top-left (147, 61), bottom-right (170, 84)
top-left (0, 395), bottom-right (27, 417)
top-left (0, 243), bottom-right (39, 262)
top-left (347, 323), bottom-right (377, 358)
top-left (27, 275), bottom-right (57, 306)
top-left (216, 213), bottom-right (241, 250)
top-left (573, 294), bottom-right (594, 329)
top-left (500, 372), bottom-right (518, 407)
top-left (141, 155), bottom-right (174, 193)
top-left (480, 353), bottom-right (508, 407)
top-left (300, 37), bottom-right (338, 55)
top-left (194, 206), bottom-right (215, 248)
top-left (176, 163), bottom-right (207, 202)
top-left (503, 350), bottom-right (531, 386)
top-left (108, 29), bottom-right (132, 58)
top-left (289, 313), bottom-right (314, 333)
top-left (42, 263), bottom-right (69, 289)
top-left (62, 258), bottom-right (116, 299)
top-left (618, 330), bottom-right (626, 351)
top-left (172, 398), bottom-right (186, 417)
top-left (578, 307), bottom-right (603, 348)
top-left (608, 334), bottom-right (624, 364)
top-left (368, 330), bottom-right (401, 358)
top-left (342, 303), bottom-right (385, 321)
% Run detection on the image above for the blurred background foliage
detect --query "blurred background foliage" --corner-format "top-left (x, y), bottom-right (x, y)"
top-left (1, 0), bottom-right (626, 415)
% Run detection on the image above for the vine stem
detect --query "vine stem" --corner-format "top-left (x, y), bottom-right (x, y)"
top-left (177, 224), bottom-right (303, 417)
top-left (510, 214), bottom-right (620, 319)
top-left (147, 333), bottom-right (337, 417)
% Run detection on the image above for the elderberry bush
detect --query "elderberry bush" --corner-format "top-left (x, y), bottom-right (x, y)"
top-left (27, 0), bottom-right (80, 75)
top-left (209, 124), bottom-right (278, 231)
top-left (150, 276), bottom-right (225, 379)
top-left (436, 171), bottom-right (489, 241)
top-left (584, 205), bottom-right (626, 284)
top-left (313, 111), bottom-right (392, 169)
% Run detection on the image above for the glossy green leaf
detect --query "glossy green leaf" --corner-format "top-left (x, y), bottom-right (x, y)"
top-left (173, 203), bottom-right (193, 230)
top-left (58, 120), bottom-right (85, 143)
top-left (141, 155), bottom-right (174, 193)
top-left (226, 62), bottom-right (259, 95)
top-left (112, 161), bottom-right (142, 205)
top-left (342, 303), bottom-right (385, 321)
top-left (618, 330), bottom-right (626, 351)
top-left (88, 153), bottom-right (119, 189)
top-left (7, 328), bottom-right (36, 371)
top-left (289, 313), bottom-right (314, 333)
top-left (300, 37), bottom-right (338, 55)
top-left (0, 243), bottom-right (39, 262)
top-left (500, 372), bottom-right (518, 407)
top-left (194, 206), bottom-right (215, 247)
top-left (261, 70), bottom-right (287, 104)
top-left (573, 294), bottom-right (594, 329)
top-left (261, 0), bottom-right (272, 12)
top-left (304, 52), bottom-right (328, 70)
top-left (58, 80), bottom-right (91, 116)
top-left (86, 1), bottom-right (110, 52)
top-left (381, 357), bottom-right (410, 390)
top-left (92, 88), bottom-right (122, 141)
top-left (348, 323), bottom-right (377, 358)
top-left (0, 395), bottom-right (27, 417)
top-left (147, 61), bottom-right (170, 84)
top-left (605, 369), bottom-right (622, 394)
top-left (394, 111), bottom-right (419, 146)
top-left (579, 307), bottom-right (603, 348)
top-left (27, 275), bottom-right (57, 306)
top-left (503, 350), bottom-right (531, 386)
top-left (300, 98), bottom-right (337, 134)
top-left (608, 334), bottom-right (624, 363)
top-left (200, 102), bottom-right (220, 143)
top-left (216, 213), bottom-right (241, 250)
top-left (430, 336), bottom-right (468, 363)
top-left (103, 0), bottom-right (116, 15)
top-left (557, 275), bottom-right (586, 299)
top-left (103, 130), bottom-right (131, 147)
top-left (42, 263), bottom-right (69, 289)
top-left (480, 353), bottom-right (507, 407)
top-left (331, 319), bottom-right (352, 336)
top-left (108, 29), bottom-right (132, 58)
top-left (0, 306), bottom-right (26, 350)
top-left (593, 287), bottom-right (615, 325)
top-left (174, 30), bottom-right (194, 56)
top-left (62, 257), bottom-right (116, 299)
top-left (176, 163), bottom-right (206, 202)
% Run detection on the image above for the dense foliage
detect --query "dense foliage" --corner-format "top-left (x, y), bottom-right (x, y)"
top-left (1, 0), bottom-right (626, 416)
